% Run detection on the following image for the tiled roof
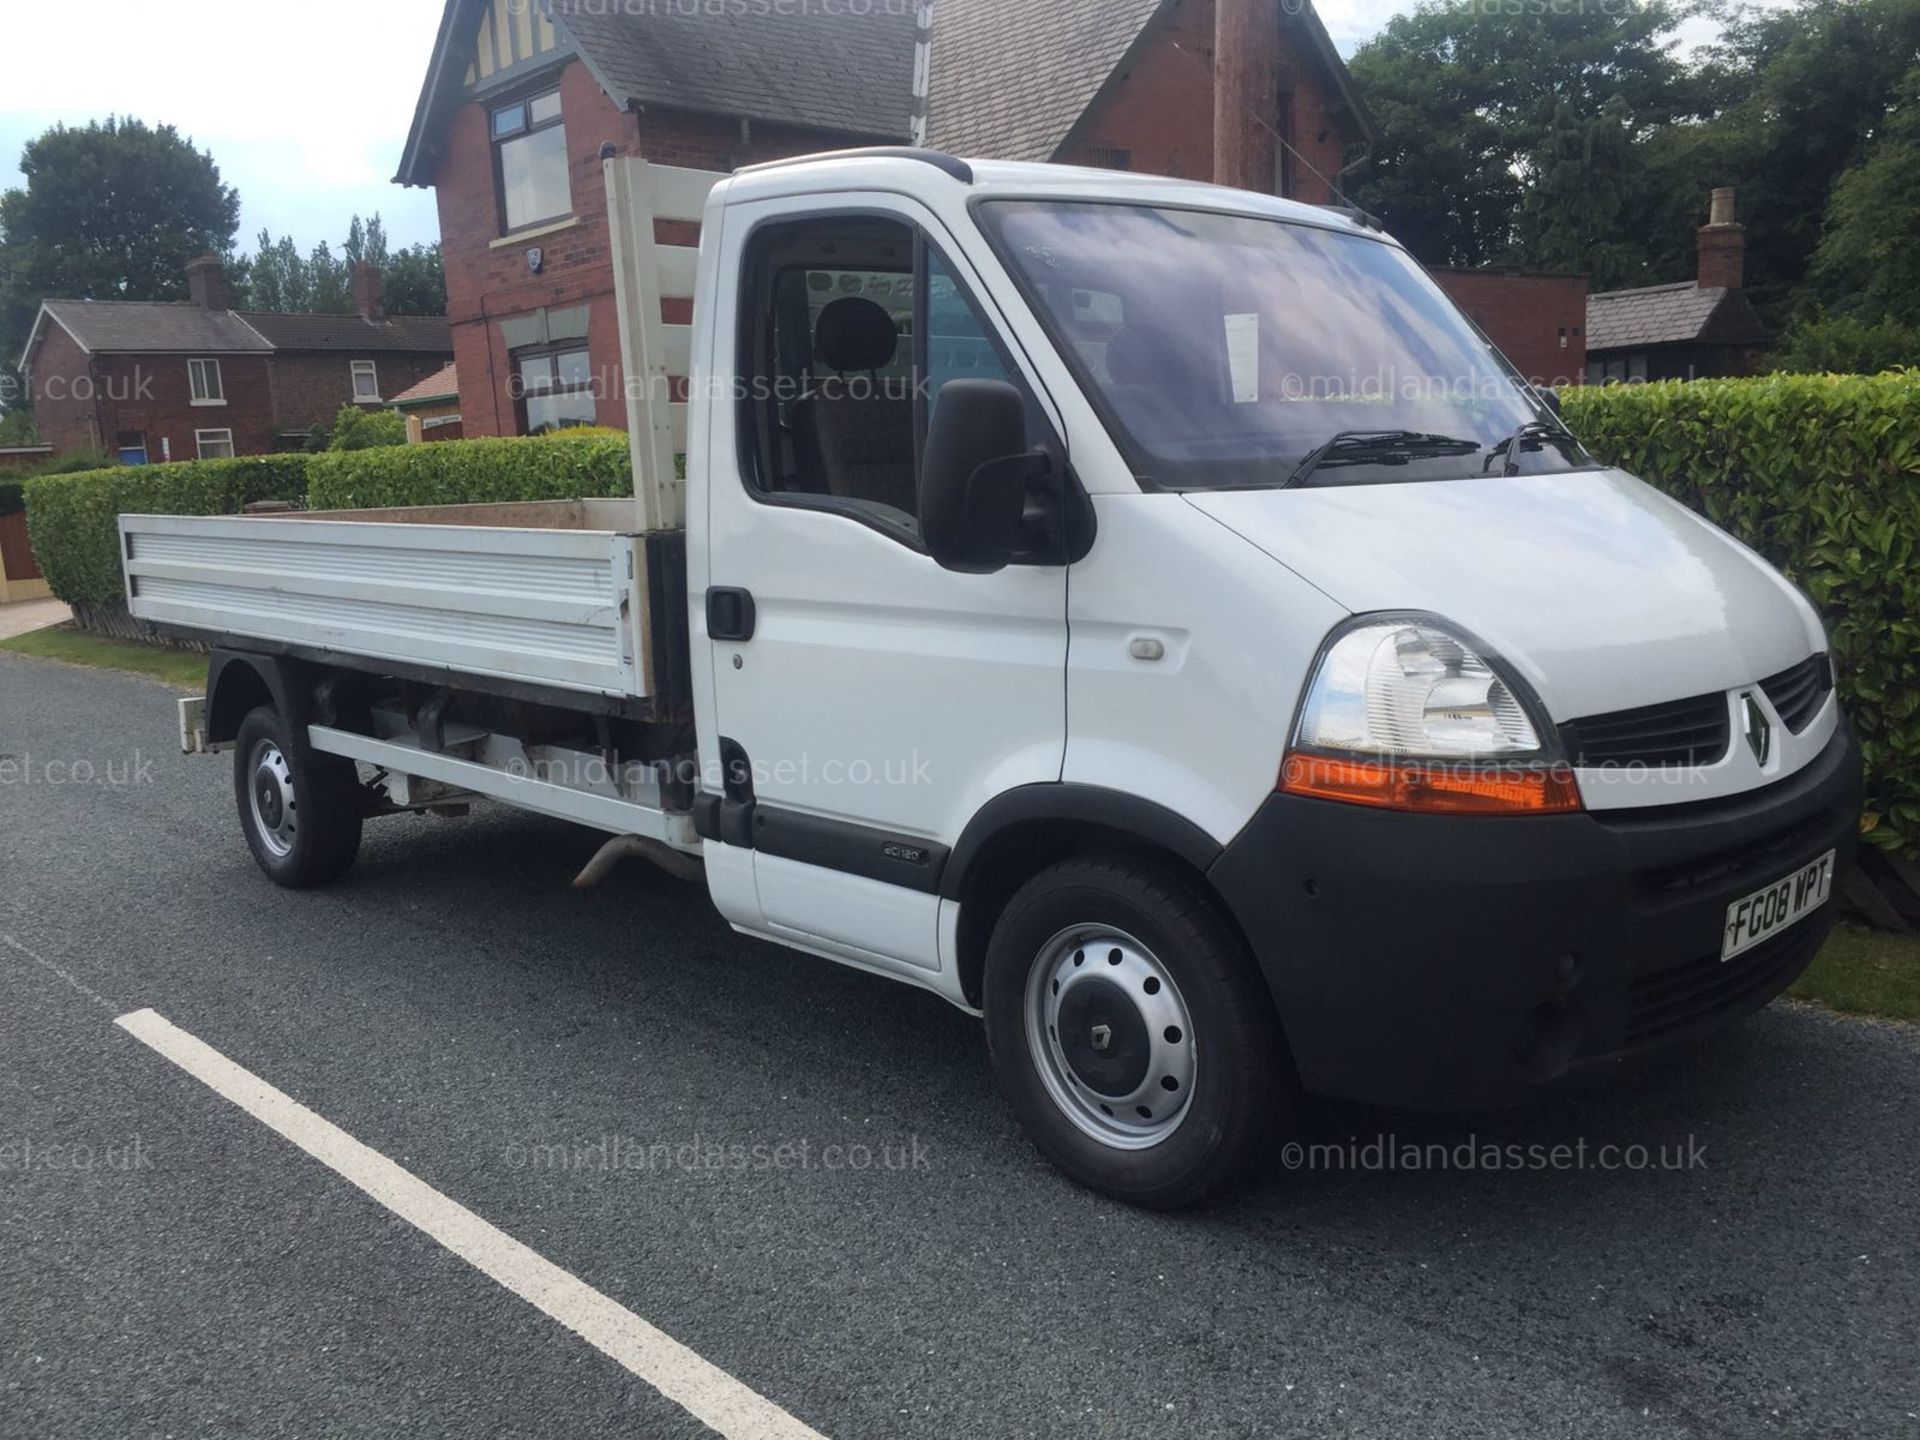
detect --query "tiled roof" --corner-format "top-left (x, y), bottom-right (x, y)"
top-left (1586, 281), bottom-right (1770, 351)
top-left (239, 312), bottom-right (452, 354)
top-left (924, 0), bottom-right (1166, 161)
top-left (389, 362), bottom-right (460, 408)
top-left (552, 0), bottom-right (918, 139)
top-left (38, 300), bottom-right (270, 355)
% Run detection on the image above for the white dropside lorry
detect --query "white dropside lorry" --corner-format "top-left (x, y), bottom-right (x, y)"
top-left (125, 151), bottom-right (1860, 1207)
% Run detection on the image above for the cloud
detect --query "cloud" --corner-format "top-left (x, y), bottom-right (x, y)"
top-left (0, 0), bottom-right (446, 253)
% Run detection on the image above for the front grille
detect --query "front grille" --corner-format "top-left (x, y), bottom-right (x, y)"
top-left (1760, 654), bottom-right (1833, 733)
top-left (1562, 693), bottom-right (1730, 769)
top-left (1625, 919), bottom-right (1825, 1046)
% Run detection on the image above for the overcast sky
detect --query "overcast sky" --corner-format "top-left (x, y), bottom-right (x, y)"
top-left (1, 0), bottom-right (1728, 261)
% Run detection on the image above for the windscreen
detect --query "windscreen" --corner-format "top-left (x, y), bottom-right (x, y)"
top-left (979, 199), bottom-right (1593, 490)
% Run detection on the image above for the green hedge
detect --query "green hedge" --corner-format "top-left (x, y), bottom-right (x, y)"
top-left (22, 455), bottom-right (310, 609)
top-left (307, 433), bottom-right (631, 510)
top-left (1562, 371), bottom-right (1920, 853)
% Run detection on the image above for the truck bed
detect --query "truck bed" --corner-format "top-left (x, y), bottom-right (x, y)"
top-left (120, 500), bottom-right (685, 710)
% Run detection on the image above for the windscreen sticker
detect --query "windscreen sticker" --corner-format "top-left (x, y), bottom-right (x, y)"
top-left (1224, 313), bottom-right (1260, 403)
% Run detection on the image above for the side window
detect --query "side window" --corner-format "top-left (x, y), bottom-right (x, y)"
top-left (737, 215), bottom-right (1036, 545)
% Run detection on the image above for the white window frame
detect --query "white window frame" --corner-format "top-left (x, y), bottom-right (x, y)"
top-left (188, 358), bottom-right (225, 405)
top-left (350, 360), bottom-right (381, 402)
top-left (195, 428), bottom-right (235, 460)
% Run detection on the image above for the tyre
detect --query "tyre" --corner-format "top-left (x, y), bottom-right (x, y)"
top-left (233, 705), bottom-right (363, 888)
top-left (983, 855), bottom-right (1293, 1209)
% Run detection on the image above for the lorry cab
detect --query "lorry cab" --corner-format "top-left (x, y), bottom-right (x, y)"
top-left (686, 154), bottom-right (1858, 1202)
top-left (139, 151), bottom-right (1860, 1208)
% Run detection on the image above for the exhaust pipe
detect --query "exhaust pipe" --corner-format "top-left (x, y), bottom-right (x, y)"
top-left (573, 834), bottom-right (705, 889)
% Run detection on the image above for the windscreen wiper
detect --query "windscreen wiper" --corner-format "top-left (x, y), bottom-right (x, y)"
top-left (1282, 429), bottom-right (1482, 489)
top-left (1484, 420), bottom-right (1574, 476)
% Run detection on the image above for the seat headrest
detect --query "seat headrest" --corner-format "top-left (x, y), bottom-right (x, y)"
top-left (815, 297), bottom-right (900, 373)
top-left (1103, 326), bottom-right (1158, 389)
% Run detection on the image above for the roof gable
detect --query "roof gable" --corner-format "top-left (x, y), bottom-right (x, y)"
top-left (1587, 281), bottom-right (1770, 352)
top-left (925, 0), bottom-right (1167, 162)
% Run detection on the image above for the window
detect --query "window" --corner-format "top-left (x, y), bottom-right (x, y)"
top-left (188, 358), bottom-right (224, 404)
top-left (351, 360), bottom-right (381, 402)
top-left (512, 344), bottom-right (597, 433)
top-left (493, 88), bottom-right (571, 232)
top-left (1088, 145), bottom-right (1133, 171)
top-left (195, 428), bottom-right (234, 460)
top-left (115, 430), bottom-right (148, 466)
top-left (737, 214), bottom-right (1035, 541)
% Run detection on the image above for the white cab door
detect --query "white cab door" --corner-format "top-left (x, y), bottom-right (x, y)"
top-left (698, 191), bottom-right (1069, 979)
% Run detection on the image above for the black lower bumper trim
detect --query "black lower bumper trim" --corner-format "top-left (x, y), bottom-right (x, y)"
top-left (1209, 723), bottom-right (1863, 1109)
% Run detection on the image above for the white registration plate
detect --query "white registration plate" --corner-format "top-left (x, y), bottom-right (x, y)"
top-left (1722, 851), bottom-right (1836, 961)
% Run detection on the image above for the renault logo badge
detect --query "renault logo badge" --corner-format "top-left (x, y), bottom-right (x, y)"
top-left (1742, 693), bottom-right (1772, 766)
top-left (1090, 1024), bottom-right (1113, 1053)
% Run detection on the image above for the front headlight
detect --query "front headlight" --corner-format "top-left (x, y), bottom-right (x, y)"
top-left (1283, 615), bottom-right (1581, 814)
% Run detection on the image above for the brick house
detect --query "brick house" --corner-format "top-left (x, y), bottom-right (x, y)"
top-left (18, 257), bottom-right (453, 461)
top-left (1429, 268), bottom-right (1589, 387)
top-left (1586, 189), bottom-right (1771, 384)
top-left (394, 0), bottom-right (1376, 439)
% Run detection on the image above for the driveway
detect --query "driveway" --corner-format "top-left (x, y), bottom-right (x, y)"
top-left (2, 652), bottom-right (1916, 1438)
top-left (0, 597), bottom-right (69, 640)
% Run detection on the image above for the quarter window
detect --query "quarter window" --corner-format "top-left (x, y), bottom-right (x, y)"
top-left (351, 360), bottom-right (381, 402)
top-left (188, 358), bottom-right (224, 404)
top-left (493, 89), bottom-right (571, 232)
top-left (195, 428), bottom-right (235, 460)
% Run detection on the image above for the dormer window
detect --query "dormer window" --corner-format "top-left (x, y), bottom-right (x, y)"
top-left (493, 89), bottom-right (571, 233)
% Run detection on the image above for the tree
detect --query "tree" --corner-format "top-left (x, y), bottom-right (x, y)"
top-left (382, 244), bottom-right (447, 316)
top-left (238, 217), bottom-right (445, 316)
top-left (1517, 96), bottom-right (1649, 288)
top-left (326, 403), bottom-right (406, 450)
top-left (1803, 65), bottom-right (1920, 328)
top-left (1346, 0), bottom-right (1703, 267)
top-left (0, 119), bottom-right (239, 379)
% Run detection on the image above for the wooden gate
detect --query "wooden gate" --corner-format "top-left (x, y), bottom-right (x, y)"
top-left (0, 509), bottom-right (47, 601)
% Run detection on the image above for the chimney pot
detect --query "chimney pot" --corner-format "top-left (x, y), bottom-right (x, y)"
top-left (351, 262), bottom-right (385, 322)
top-left (185, 254), bottom-right (231, 311)
top-left (1697, 187), bottom-right (1746, 291)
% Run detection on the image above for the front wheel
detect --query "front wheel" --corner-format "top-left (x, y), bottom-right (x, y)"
top-left (983, 855), bottom-right (1293, 1209)
top-left (233, 705), bottom-right (363, 888)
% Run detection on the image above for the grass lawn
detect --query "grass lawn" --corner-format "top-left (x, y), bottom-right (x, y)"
top-left (1793, 922), bottom-right (1920, 1024)
top-left (0, 623), bottom-right (206, 690)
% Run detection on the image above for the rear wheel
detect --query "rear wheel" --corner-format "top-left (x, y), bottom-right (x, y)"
top-left (233, 705), bottom-right (363, 888)
top-left (983, 855), bottom-right (1293, 1209)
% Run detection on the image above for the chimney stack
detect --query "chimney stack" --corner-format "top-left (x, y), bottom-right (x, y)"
top-left (351, 262), bottom-right (386, 322)
top-left (185, 254), bottom-right (231, 311)
top-left (1214, 0), bottom-right (1278, 193)
top-left (1696, 187), bottom-right (1745, 291)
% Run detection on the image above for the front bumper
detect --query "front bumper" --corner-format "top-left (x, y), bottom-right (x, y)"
top-left (1209, 723), bottom-right (1863, 1109)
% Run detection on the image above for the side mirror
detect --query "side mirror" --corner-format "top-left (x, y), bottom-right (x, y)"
top-left (920, 379), bottom-right (1048, 574)
top-left (1538, 385), bottom-right (1562, 417)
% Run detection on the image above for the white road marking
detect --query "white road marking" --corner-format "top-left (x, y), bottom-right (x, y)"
top-left (113, 1008), bottom-right (827, 1440)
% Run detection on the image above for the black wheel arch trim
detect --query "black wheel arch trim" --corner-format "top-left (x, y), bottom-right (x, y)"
top-left (206, 649), bottom-right (313, 748)
top-left (940, 783), bottom-right (1224, 901)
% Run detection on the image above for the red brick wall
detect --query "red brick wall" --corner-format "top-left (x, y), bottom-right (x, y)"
top-left (270, 352), bottom-right (453, 434)
top-left (102, 352), bottom-right (277, 462)
top-left (1429, 269), bottom-right (1589, 388)
top-left (30, 329), bottom-right (278, 460)
top-left (1058, 0), bottom-right (1356, 203)
top-left (435, 58), bottom-right (881, 438)
top-left (27, 322), bottom-right (101, 456)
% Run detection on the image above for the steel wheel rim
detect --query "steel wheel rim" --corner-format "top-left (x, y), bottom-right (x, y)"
top-left (1025, 924), bottom-right (1197, 1150)
top-left (247, 738), bottom-right (297, 858)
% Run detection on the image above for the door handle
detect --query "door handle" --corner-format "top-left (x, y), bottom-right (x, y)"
top-left (707, 586), bottom-right (757, 642)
